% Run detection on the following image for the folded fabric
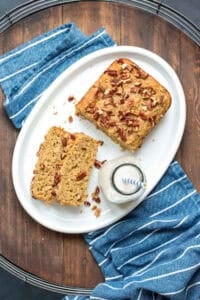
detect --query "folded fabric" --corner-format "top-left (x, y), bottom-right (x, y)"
top-left (0, 23), bottom-right (115, 128)
top-left (63, 161), bottom-right (200, 300)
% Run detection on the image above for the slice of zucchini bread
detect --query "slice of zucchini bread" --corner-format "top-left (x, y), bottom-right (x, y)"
top-left (31, 126), bottom-right (99, 206)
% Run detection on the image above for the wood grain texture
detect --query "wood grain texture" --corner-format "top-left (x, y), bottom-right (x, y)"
top-left (0, 1), bottom-right (199, 288)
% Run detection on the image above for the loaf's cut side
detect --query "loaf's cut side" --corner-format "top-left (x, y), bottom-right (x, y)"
top-left (76, 58), bottom-right (171, 151)
top-left (31, 127), bottom-right (99, 206)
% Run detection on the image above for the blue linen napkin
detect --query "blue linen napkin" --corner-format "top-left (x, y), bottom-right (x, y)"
top-left (0, 23), bottom-right (200, 300)
top-left (0, 22), bottom-right (115, 128)
top-left (62, 161), bottom-right (200, 300)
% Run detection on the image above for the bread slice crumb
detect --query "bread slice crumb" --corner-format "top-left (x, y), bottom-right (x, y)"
top-left (31, 126), bottom-right (99, 206)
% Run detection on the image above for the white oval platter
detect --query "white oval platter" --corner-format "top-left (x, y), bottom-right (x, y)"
top-left (12, 46), bottom-right (186, 233)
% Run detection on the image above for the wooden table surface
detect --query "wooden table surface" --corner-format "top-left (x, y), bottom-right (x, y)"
top-left (0, 1), bottom-right (199, 289)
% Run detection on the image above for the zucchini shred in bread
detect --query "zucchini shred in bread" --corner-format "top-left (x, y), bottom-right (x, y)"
top-left (31, 127), bottom-right (99, 206)
top-left (76, 58), bottom-right (171, 151)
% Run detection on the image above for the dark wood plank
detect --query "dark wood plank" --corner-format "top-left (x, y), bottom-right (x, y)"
top-left (0, 1), bottom-right (199, 289)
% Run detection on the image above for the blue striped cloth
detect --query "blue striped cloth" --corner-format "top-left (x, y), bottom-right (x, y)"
top-left (63, 161), bottom-right (200, 300)
top-left (0, 23), bottom-right (199, 300)
top-left (0, 23), bottom-right (115, 128)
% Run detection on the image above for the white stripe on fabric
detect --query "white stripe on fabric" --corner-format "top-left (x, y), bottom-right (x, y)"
top-left (13, 30), bottom-right (107, 99)
top-left (90, 297), bottom-right (109, 300)
top-left (126, 244), bottom-right (200, 280)
top-left (108, 218), bottom-right (178, 255)
top-left (176, 245), bottom-right (200, 260)
top-left (195, 233), bottom-right (200, 239)
top-left (186, 281), bottom-right (200, 296)
top-left (89, 219), bottom-right (127, 246)
top-left (132, 229), bottom-right (159, 246)
top-left (112, 229), bottom-right (159, 253)
top-left (127, 249), bottom-right (167, 278)
top-left (150, 190), bottom-right (196, 218)
top-left (160, 286), bottom-right (185, 296)
top-left (99, 258), bottom-right (109, 266)
top-left (124, 261), bottom-right (200, 286)
top-left (0, 62), bottom-right (38, 82)
top-left (170, 161), bottom-right (178, 167)
top-left (137, 289), bottom-right (143, 300)
top-left (100, 262), bottom-right (200, 291)
top-left (0, 27), bottom-right (68, 64)
top-left (106, 275), bottom-right (123, 281)
top-left (118, 232), bottom-right (184, 270)
top-left (87, 231), bottom-right (95, 235)
top-left (146, 175), bottom-right (186, 200)
top-left (173, 215), bottom-right (189, 228)
top-left (9, 93), bottom-right (42, 119)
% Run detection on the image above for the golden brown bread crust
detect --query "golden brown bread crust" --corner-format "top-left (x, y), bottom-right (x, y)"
top-left (75, 58), bottom-right (171, 151)
top-left (31, 126), bottom-right (99, 206)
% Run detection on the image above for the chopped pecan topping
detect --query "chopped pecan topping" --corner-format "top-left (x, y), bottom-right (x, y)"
top-left (76, 171), bottom-right (87, 181)
top-left (91, 186), bottom-right (100, 202)
top-left (94, 159), bottom-right (107, 169)
top-left (68, 95), bottom-right (75, 102)
top-left (130, 86), bottom-right (140, 93)
top-left (120, 72), bottom-right (130, 80)
top-left (121, 63), bottom-right (128, 70)
top-left (94, 186), bottom-right (100, 195)
top-left (51, 190), bottom-right (57, 196)
top-left (117, 58), bottom-right (124, 64)
top-left (133, 65), bottom-right (148, 79)
top-left (140, 87), bottom-right (156, 99)
top-left (52, 173), bottom-right (61, 187)
top-left (85, 106), bottom-right (95, 114)
top-left (40, 163), bottom-right (45, 170)
top-left (94, 160), bottom-right (102, 169)
top-left (84, 201), bottom-right (91, 206)
top-left (99, 115), bottom-right (110, 128)
top-left (68, 115), bottom-right (73, 123)
top-left (108, 121), bottom-right (117, 127)
top-left (134, 81), bottom-right (142, 87)
top-left (149, 98), bottom-right (158, 109)
top-left (149, 116), bottom-right (156, 126)
top-left (93, 112), bottom-right (100, 121)
top-left (124, 92), bottom-right (130, 99)
top-left (93, 197), bottom-right (101, 204)
top-left (103, 110), bottom-right (113, 116)
top-left (85, 102), bottom-right (96, 113)
top-left (60, 153), bottom-right (67, 160)
top-left (99, 140), bottom-right (104, 146)
top-left (55, 163), bottom-right (63, 169)
top-left (95, 86), bottom-right (104, 97)
top-left (117, 128), bottom-right (127, 141)
top-left (127, 99), bottom-right (135, 107)
top-left (126, 118), bottom-right (140, 127)
top-left (140, 71), bottom-right (148, 80)
top-left (139, 111), bottom-right (148, 120)
top-left (160, 95), bottom-right (164, 104)
top-left (70, 134), bottom-right (76, 140)
top-left (122, 78), bottom-right (132, 84)
top-left (106, 69), bottom-right (118, 77)
top-left (94, 207), bottom-right (101, 217)
top-left (62, 137), bottom-right (68, 147)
